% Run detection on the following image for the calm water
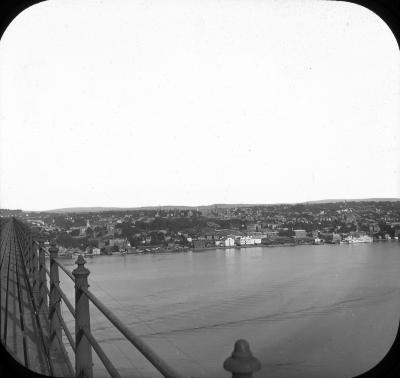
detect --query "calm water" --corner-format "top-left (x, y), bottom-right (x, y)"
top-left (58, 242), bottom-right (400, 378)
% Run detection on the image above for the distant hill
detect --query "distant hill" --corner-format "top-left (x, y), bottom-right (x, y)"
top-left (43, 204), bottom-right (256, 213)
top-left (44, 207), bottom-right (129, 213)
top-left (303, 198), bottom-right (400, 204)
top-left (42, 198), bottom-right (399, 213)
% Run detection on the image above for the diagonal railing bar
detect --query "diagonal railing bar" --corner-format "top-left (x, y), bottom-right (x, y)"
top-left (55, 306), bottom-right (76, 353)
top-left (81, 286), bottom-right (185, 378)
top-left (51, 309), bottom-right (76, 376)
top-left (81, 327), bottom-right (122, 378)
top-left (53, 282), bottom-right (75, 318)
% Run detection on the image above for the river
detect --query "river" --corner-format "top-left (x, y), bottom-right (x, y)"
top-left (58, 242), bottom-right (400, 378)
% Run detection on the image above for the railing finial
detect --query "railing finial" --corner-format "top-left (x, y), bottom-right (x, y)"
top-left (224, 339), bottom-right (261, 377)
top-left (74, 255), bottom-right (90, 277)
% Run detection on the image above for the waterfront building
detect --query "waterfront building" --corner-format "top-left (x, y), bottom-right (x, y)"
top-left (109, 238), bottom-right (127, 248)
top-left (193, 239), bottom-right (207, 249)
top-left (264, 230), bottom-right (279, 240)
top-left (239, 236), bottom-right (255, 246)
top-left (225, 237), bottom-right (235, 247)
top-left (320, 232), bottom-right (341, 244)
top-left (294, 230), bottom-right (307, 239)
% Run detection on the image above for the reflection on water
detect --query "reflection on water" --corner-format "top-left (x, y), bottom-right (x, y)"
top-left (59, 243), bottom-right (400, 378)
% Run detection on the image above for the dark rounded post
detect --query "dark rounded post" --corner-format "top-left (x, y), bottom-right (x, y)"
top-left (73, 255), bottom-right (93, 378)
top-left (49, 241), bottom-right (62, 351)
top-left (223, 339), bottom-right (261, 378)
top-left (38, 238), bottom-right (48, 313)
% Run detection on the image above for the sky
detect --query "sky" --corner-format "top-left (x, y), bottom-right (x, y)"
top-left (0, 0), bottom-right (399, 211)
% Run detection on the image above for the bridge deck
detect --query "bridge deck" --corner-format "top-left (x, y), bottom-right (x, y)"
top-left (0, 219), bottom-right (72, 376)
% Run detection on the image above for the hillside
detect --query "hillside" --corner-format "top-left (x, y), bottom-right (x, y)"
top-left (43, 198), bottom-right (400, 213)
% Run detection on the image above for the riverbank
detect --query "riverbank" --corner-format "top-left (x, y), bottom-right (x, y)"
top-left (181, 238), bottom-right (398, 254)
top-left (51, 238), bottom-right (398, 259)
top-left (192, 243), bottom-right (298, 253)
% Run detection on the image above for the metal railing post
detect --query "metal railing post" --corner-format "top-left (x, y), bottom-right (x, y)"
top-left (223, 339), bottom-right (261, 378)
top-left (31, 235), bottom-right (40, 306)
top-left (22, 233), bottom-right (28, 267)
top-left (25, 234), bottom-right (31, 275)
top-left (49, 241), bottom-right (62, 351)
top-left (38, 238), bottom-right (48, 313)
top-left (28, 234), bottom-right (34, 277)
top-left (24, 236), bottom-right (28, 268)
top-left (73, 255), bottom-right (93, 378)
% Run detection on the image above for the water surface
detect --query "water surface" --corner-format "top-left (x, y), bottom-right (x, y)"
top-left (58, 242), bottom-right (400, 377)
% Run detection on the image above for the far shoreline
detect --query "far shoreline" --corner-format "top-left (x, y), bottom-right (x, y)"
top-left (52, 238), bottom-right (398, 260)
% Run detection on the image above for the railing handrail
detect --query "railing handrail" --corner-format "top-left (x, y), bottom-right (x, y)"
top-left (81, 286), bottom-right (185, 378)
top-left (54, 259), bottom-right (76, 282)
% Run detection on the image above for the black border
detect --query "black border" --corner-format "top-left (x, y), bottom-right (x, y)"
top-left (0, 0), bottom-right (399, 377)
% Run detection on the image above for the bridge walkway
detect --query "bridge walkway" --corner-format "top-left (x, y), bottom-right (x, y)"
top-left (0, 219), bottom-right (72, 376)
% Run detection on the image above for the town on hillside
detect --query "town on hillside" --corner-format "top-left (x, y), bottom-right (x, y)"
top-left (1, 201), bottom-right (400, 258)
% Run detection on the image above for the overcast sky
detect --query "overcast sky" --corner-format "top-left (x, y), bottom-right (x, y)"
top-left (0, 0), bottom-right (399, 211)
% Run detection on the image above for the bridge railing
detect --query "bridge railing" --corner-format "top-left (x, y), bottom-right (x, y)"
top-left (11, 221), bottom-right (74, 376)
top-left (12, 218), bottom-right (262, 378)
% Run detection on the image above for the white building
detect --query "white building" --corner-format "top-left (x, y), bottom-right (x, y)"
top-left (239, 236), bottom-right (255, 245)
top-left (92, 248), bottom-right (101, 255)
top-left (225, 237), bottom-right (235, 247)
